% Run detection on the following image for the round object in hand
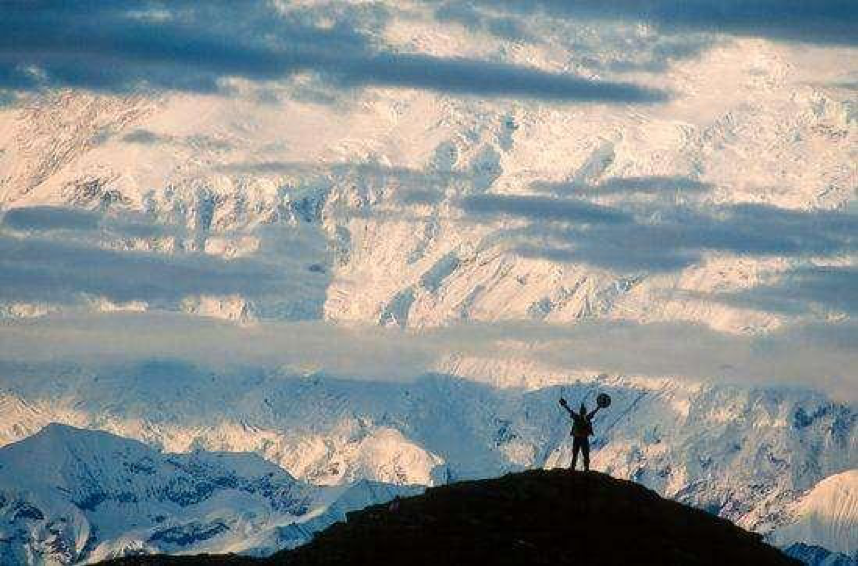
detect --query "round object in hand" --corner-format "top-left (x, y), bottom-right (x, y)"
top-left (596, 393), bottom-right (611, 408)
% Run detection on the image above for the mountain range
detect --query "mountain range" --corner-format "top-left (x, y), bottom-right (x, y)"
top-left (0, 2), bottom-right (855, 564)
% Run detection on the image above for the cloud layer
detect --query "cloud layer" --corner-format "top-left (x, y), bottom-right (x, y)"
top-left (2, 205), bottom-right (101, 232)
top-left (531, 176), bottom-right (713, 196)
top-left (0, 313), bottom-right (854, 401)
top-left (0, 1), bottom-right (665, 102)
top-left (0, 206), bottom-right (330, 314)
top-left (0, 234), bottom-right (281, 305)
top-left (723, 266), bottom-right (858, 316)
top-left (463, 192), bottom-right (858, 274)
top-left (466, 0), bottom-right (858, 45)
top-left (462, 194), bottom-right (633, 224)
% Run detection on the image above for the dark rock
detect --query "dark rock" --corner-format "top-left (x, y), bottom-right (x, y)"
top-left (97, 470), bottom-right (800, 566)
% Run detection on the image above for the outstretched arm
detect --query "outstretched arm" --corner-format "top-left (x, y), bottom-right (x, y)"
top-left (559, 399), bottom-right (575, 417)
top-left (587, 407), bottom-right (600, 420)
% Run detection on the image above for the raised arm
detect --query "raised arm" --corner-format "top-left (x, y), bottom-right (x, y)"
top-left (559, 398), bottom-right (575, 417)
top-left (587, 406), bottom-right (600, 420)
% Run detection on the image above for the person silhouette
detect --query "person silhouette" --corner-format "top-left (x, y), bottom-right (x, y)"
top-left (559, 398), bottom-right (600, 471)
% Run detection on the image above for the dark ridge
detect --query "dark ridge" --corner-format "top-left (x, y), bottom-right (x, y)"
top-left (101, 469), bottom-right (799, 566)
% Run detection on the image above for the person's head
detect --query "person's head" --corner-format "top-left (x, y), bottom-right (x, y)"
top-left (579, 403), bottom-right (587, 415)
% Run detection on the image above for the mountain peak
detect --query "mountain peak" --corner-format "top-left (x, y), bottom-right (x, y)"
top-left (17, 421), bottom-right (152, 457)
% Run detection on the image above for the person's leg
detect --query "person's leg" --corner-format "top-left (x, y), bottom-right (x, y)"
top-left (582, 438), bottom-right (590, 471)
top-left (571, 437), bottom-right (581, 470)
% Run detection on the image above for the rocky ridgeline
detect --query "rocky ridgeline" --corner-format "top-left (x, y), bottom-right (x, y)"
top-left (103, 469), bottom-right (799, 566)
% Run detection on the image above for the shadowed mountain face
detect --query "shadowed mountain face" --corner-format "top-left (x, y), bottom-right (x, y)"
top-left (101, 470), bottom-right (799, 566)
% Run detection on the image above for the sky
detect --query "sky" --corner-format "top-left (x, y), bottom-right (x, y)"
top-left (0, 1), bottom-right (856, 401)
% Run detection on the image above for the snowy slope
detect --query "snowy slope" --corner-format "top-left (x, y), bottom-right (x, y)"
top-left (0, 424), bottom-right (419, 565)
top-left (773, 470), bottom-right (858, 558)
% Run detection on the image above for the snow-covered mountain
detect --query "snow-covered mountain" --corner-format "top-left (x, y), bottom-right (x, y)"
top-left (0, 423), bottom-right (419, 565)
top-left (0, 34), bottom-right (855, 332)
top-left (0, 1), bottom-right (855, 563)
top-left (773, 470), bottom-right (858, 560)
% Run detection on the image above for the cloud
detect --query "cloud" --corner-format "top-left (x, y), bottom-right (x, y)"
top-left (528, 320), bottom-right (858, 401)
top-left (0, 312), bottom-right (438, 383)
top-left (0, 313), bottom-right (854, 401)
top-left (637, 0), bottom-right (858, 45)
top-left (0, 202), bottom-right (336, 319)
top-left (531, 176), bottom-right (713, 196)
top-left (119, 128), bottom-right (233, 150)
top-left (2, 205), bottom-right (190, 240)
top-left (334, 52), bottom-right (668, 102)
top-left (0, 233), bottom-right (284, 305)
top-left (461, 194), bottom-right (633, 224)
top-left (0, 1), bottom-right (666, 103)
top-left (469, 198), bottom-right (858, 272)
top-left (470, 0), bottom-right (858, 46)
top-left (121, 129), bottom-right (166, 144)
top-left (396, 188), bottom-right (447, 206)
top-left (514, 240), bottom-right (697, 272)
top-left (2, 206), bottom-right (101, 232)
top-left (721, 266), bottom-right (858, 316)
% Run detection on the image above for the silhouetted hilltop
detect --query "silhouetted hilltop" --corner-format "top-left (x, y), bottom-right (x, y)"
top-left (103, 469), bottom-right (799, 566)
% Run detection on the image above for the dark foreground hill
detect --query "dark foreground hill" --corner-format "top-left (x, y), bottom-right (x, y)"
top-left (104, 469), bottom-right (798, 566)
